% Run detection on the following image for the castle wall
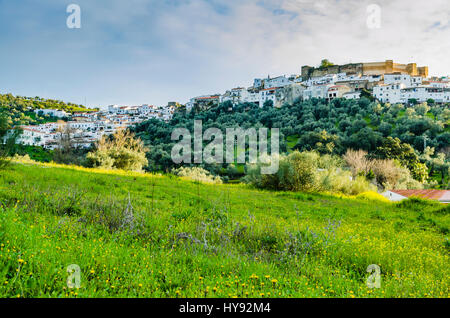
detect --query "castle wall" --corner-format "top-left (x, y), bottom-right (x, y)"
top-left (302, 60), bottom-right (428, 79)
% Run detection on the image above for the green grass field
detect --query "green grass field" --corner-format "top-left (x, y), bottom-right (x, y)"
top-left (0, 162), bottom-right (449, 298)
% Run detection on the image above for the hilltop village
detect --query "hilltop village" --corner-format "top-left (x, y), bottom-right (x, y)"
top-left (187, 60), bottom-right (448, 110)
top-left (15, 60), bottom-right (450, 150)
top-left (15, 103), bottom-right (178, 150)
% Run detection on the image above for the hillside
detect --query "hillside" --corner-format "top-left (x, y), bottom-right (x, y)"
top-left (132, 98), bottom-right (450, 186)
top-left (0, 93), bottom-right (98, 126)
top-left (0, 161), bottom-right (448, 298)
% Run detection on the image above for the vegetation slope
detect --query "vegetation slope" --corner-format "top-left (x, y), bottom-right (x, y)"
top-left (0, 161), bottom-right (448, 298)
top-left (0, 93), bottom-right (97, 126)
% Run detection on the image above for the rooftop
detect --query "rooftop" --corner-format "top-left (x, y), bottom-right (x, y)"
top-left (389, 190), bottom-right (450, 202)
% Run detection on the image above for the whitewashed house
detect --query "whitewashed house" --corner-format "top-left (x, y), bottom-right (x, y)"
top-left (264, 76), bottom-right (292, 89)
top-left (304, 74), bottom-right (337, 87)
top-left (427, 80), bottom-right (450, 89)
top-left (259, 87), bottom-right (279, 106)
top-left (400, 86), bottom-right (446, 103)
top-left (303, 84), bottom-right (333, 100)
top-left (253, 75), bottom-right (292, 90)
top-left (34, 109), bottom-right (69, 118)
top-left (373, 83), bottom-right (406, 104)
top-left (343, 91), bottom-right (362, 100)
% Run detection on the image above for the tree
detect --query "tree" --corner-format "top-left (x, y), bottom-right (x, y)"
top-left (295, 130), bottom-right (340, 154)
top-left (360, 88), bottom-right (375, 102)
top-left (262, 100), bottom-right (274, 108)
top-left (0, 112), bottom-right (20, 168)
top-left (408, 98), bottom-right (418, 106)
top-left (375, 137), bottom-right (428, 182)
top-left (86, 129), bottom-right (148, 172)
top-left (414, 103), bottom-right (430, 116)
top-left (319, 59), bottom-right (334, 69)
top-left (343, 149), bottom-right (374, 177)
top-left (53, 122), bottom-right (78, 164)
top-left (378, 122), bottom-right (392, 137)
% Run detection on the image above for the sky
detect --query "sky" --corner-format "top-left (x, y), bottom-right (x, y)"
top-left (0, 0), bottom-right (449, 109)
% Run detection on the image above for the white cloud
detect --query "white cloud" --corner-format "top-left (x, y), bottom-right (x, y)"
top-left (0, 0), bottom-right (449, 107)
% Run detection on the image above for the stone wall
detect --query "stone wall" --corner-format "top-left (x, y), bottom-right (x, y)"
top-left (275, 84), bottom-right (306, 108)
top-left (302, 60), bottom-right (429, 79)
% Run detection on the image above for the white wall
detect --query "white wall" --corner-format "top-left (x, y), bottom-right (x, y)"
top-left (382, 191), bottom-right (408, 202)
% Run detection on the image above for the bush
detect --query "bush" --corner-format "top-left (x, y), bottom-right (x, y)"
top-left (343, 149), bottom-right (373, 177)
top-left (86, 130), bottom-right (148, 172)
top-left (173, 167), bottom-right (222, 184)
top-left (356, 191), bottom-right (390, 203)
top-left (244, 152), bottom-right (320, 192)
top-left (244, 151), bottom-right (375, 195)
top-left (286, 151), bottom-right (320, 192)
top-left (372, 159), bottom-right (401, 188)
top-left (396, 197), bottom-right (441, 211)
top-left (394, 166), bottom-right (424, 190)
top-left (0, 112), bottom-right (20, 169)
top-left (344, 148), bottom-right (425, 190)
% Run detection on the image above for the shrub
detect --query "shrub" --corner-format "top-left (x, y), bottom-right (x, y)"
top-left (372, 159), bottom-right (401, 188)
top-left (173, 167), bottom-right (222, 184)
top-left (287, 151), bottom-right (320, 192)
top-left (245, 151), bottom-right (321, 192)
top-left (86, 130), bottom-right (148, 172)
top-left (343, 149), bottom-right (373, 177)
top-left (372, 159), bottom-right (424, 190)
top-left (244, 151), bottom-right (375, 195)
top-left (344, 147), bottom-right (424, 190)
top-left (345, 176), bottom-right (377, 195)
top-left (396, 197), bottom-right (442, 211)
top-left (321, 171), bottom-right (376, 195)
top-left (394, 166), bottom-right (424, 190)
top-left (0, 113), bottom-right (20, 169)
top-left (356, 191), bottom-right (390, 203)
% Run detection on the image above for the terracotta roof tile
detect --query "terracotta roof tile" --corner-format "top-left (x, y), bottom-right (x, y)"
top-left (390, 190), bottom-right (450, 200)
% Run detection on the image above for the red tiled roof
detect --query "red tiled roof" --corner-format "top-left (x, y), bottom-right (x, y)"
top-left (22, 127), bottom-right (44, 133)
top-left (390, 190), bottom-right (450, 201)
top-left (261, 87), bottom-right (280, 91)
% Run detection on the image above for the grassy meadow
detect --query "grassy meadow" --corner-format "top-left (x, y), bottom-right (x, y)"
top-left (0, 161), bottom-right (449, 298)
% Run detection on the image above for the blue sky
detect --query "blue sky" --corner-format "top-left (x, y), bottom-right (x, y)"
top-left (0, 0), bottom-right (449, 109)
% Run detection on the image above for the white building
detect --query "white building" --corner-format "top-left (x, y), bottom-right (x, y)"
top-left (220, 87), bottom-right (247, 105)
top-left (34, 109), bottom-right (69, 118)
top-left (303, 84), bottom-right (333, 100)
top-left (342, 91), bottom-right (361, 100)
top-left (304, 74), bottom-right (337, 87)
top-left (383, 74), bottom-right (422, 87)
top-left (15, 127), bottom-right (58, 147)
top-left (373, 83), bottom-right (406, 104)
top-left (68, 121), bottom-right (97, 131)
top-left (264, 76), bottom-right (292, 89)
top-left (253, 75), bottom-right (292, 90)
top-left (400, 86), bottom-right (448, 104)
top-left (427, 80), bottom-right (450, 89)
top-left (259, 87), bottom-right (279, 106)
